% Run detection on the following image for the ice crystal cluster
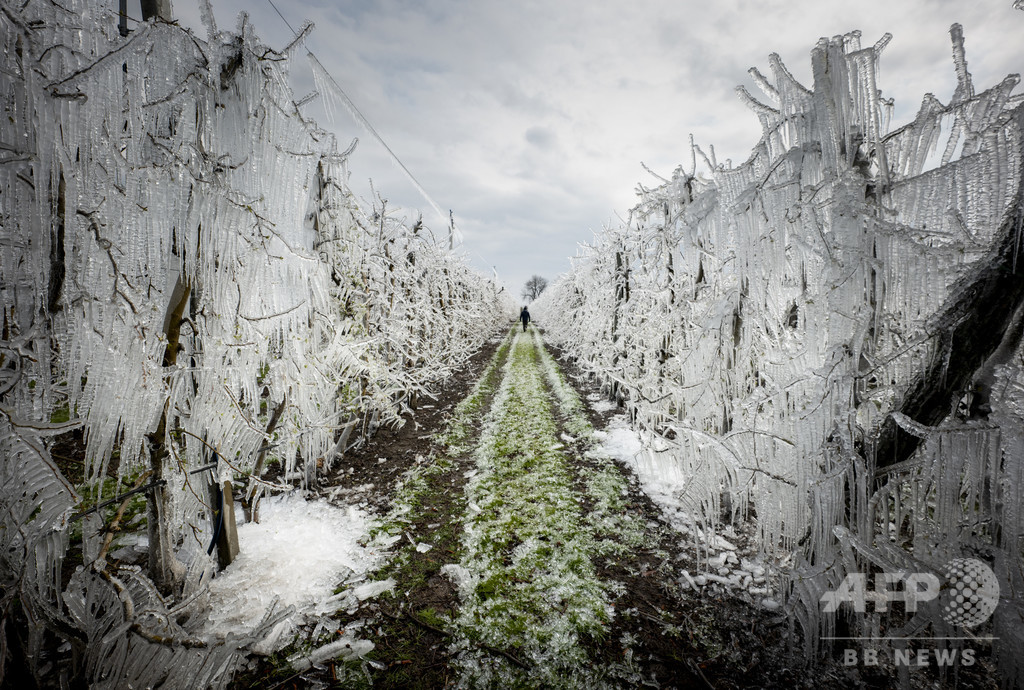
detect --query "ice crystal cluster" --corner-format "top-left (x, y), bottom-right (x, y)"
top-left (534, 28), bottom-right (1024, 685)
top-left (0, 1), bottom-right (511, 686)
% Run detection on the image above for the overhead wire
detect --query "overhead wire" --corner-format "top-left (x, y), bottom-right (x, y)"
top-left (265, 0), bottom-right (460, 246)
top-left (265, 0), bottom-right (298, 34)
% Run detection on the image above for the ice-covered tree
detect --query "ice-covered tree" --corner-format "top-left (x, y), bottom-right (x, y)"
top-left (534, 26), bottom-right (1024, 686)
top-left (0, 1), bottom-right (513, 685)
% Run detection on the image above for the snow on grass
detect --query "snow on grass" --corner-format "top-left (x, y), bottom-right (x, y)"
top-left (532, 330), bottom-right (648, 556)
top-left (593, 415), bottom-right (780, 605)
top-left (449, 329), bottom-right (644, 688)
top-left (202, 492), bottom-right (388, 652)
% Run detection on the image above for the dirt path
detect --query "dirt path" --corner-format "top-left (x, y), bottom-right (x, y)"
top-left (249, 328), bottom-right (817, 689)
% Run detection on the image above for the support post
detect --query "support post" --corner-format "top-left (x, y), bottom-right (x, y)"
top-left (208, 480), bottom-right (239, 570)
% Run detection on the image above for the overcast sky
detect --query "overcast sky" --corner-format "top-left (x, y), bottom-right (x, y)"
top-left (173, 0), bottom-right (1024, 300)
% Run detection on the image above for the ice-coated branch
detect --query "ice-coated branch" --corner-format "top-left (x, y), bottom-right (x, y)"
top-left (1, 0), bottom-right (515, 682)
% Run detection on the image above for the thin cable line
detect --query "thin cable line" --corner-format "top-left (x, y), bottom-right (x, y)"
top-left (307, 54), bottom-right (450, 230)
top-left (266, 0), bottom-right (297, 35)
top-left (265, 0), bottom-right (459, 245)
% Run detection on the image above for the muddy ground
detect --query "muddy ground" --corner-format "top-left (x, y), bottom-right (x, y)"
top-left (240, 331), bottom-right (799, 689)
top-left (229, 329), bottom-right (999, 690)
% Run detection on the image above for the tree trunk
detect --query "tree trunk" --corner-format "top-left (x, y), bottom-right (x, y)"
top-left (145, 276), bottom-right (190, 593)
top-left (245, 395), bottom-right (287, 523)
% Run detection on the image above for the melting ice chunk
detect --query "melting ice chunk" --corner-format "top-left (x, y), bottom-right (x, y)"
top-left (353, 579), bottom-right (396, 600)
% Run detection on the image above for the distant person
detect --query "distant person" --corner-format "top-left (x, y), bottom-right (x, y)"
top-left (520, 306), bottom-right (531, 332)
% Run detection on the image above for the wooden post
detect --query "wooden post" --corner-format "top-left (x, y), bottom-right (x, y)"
top-left (209, 480), bottom-right (240, 570)
top-left (118, 0), bottom-right (129, 36)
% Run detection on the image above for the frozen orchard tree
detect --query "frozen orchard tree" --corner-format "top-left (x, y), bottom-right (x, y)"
top-left (0, 0), bottom-right (513, 687)
top-left (534, 27), bottom-right (1024, 686)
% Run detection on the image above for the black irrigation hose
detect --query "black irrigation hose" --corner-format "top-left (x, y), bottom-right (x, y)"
top-left (207, 483), bottom-right (224, 556)
top-left (206, 452), bottom-right (223, 556)
top-left (189, 461), bottom-right (219, 475)
top-left (69, 479), bottom-right (167, 522)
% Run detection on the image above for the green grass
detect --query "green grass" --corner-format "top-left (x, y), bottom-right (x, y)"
top-left (449, 330), bottom-right (628, 688)
top-left (319, 328), bottom-right (660, 687)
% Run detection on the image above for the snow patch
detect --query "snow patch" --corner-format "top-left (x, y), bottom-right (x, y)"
top-left (593, 422), bottom-right (644, 463)
top-left (202, 493), bottom-right (386, 649)
top-left (589, 399), bottom-right (618, 413)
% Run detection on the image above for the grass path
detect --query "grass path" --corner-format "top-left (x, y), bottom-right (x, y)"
top-left (309, 327), bottom-right (792, 689)
top-left (442, 328), bottom-right (653, 688)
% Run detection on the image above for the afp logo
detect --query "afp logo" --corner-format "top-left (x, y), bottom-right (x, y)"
top-left (821, 558), bottom-right (999, 628)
